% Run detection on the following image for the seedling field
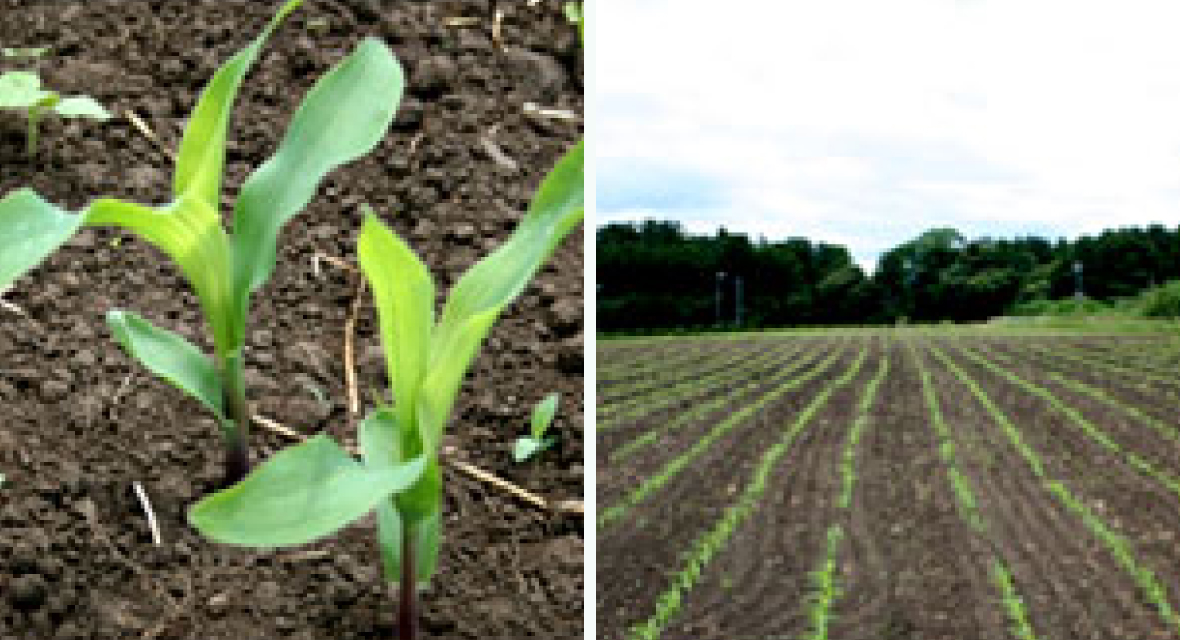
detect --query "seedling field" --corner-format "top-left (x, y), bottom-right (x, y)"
top-left (598, 329), bottom-right (1180, 640)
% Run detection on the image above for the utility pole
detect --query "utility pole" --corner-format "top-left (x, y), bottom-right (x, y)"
top-left (735, 276), bottom-right (743, 327)
top-left (1073, 260), bottom-right (1084, 300)
top-left (715, 271), bottom-right (726, 327)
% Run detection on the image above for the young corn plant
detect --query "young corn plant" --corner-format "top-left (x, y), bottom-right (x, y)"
top-left (514, 392), bottom-right (560, 462)
top-left (190, 140), bottom-right (584, 638)
top-left (0, 0), bottom-right (403, 486)
top-left (0, 70), bottom-right (110, 157)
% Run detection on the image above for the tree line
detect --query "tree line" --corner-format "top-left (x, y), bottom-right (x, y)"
top-left (597, 220), bottom-right (1180, 330)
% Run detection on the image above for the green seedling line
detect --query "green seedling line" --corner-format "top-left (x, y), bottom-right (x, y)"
top-left (974, 344), bottom-right (1180, 448)
top-left (599, 344), bottom-right (851, 530)
top-left (909, 341), bottom-right (1041, 640)
top-left (802, 349), bottom-right (889, 640)
top-left (598, 343), bottom-right (720, 385)
top-left (609, 340), bottom-right (821, 463)
top-left (1025, 343), bottom-right (1180, 393)
top-left (598, 333), bottom-right (759, 378)
top-left (990, 559), bottom-right (1039, 640)
top-left (599, 341), bottom-right (779, 417)
top-left (1058, 338), bottom-right (1180, 372)
top-left (928, 344), bottom-right (1180, 634)
top-left (955, 345), bottom-right (1180, 498)
top-left (625, 348), bottom-right (870, 640)
top-left (599, 339), bottom-right (808, 431)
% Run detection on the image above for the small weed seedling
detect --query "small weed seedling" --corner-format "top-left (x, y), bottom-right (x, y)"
top-left (2, 47), bottom-right (50, 59)
top-left (514, 392), bottom-right (560, 462)
top-left (0, 0), bottom-right (403, 486)
top-left (0, 70), bottom-right (109, 157)
top-left (190, 140), bottom-right (584, 638)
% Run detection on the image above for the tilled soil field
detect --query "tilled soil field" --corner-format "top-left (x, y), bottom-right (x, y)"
top-left (0, 1), bottom-right (583, 638)
top-left (597, 330), bottom-right (1180, 640)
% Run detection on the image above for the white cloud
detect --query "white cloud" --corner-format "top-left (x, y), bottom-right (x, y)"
top-left (596, 0), bottom-right (1180, 269)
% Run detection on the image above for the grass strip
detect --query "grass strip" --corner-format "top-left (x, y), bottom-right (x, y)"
top-left (801, 349), bottom-right (889, 640)
top-left (598, 344), bottom-right (849, 529)
top-left (624, 347), bottom-right (869, 640)
top-left (929, 344), bottom-right (1180, 634)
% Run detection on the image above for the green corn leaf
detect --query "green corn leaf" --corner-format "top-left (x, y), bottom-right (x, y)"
top-left (531, 392), bottom-right (560, 440)
top-left (85, 196), bottom-right (235, 351)
top-left (0, 189), bottom-right (85, 288)
top-left (173, 0), bottom-right (302, 207)
top-left (360, 408), bottom-right (442, 537)
top-left (417, 141), bottom-right (584, 449)
top-left (189, 434), bottom-right (425, 546)
top-left (231, 37), bottom-right (404, 320)
top-left (53, 96), bottom-right (111, 120)
top-left (357, 212), bottom-right (433, 452)
top-left (106, 309), bottom-right (224, 421)
top-left (376, 500), bottom-right (441, 587)
top-left (0, 71), bottom-right (47, 108)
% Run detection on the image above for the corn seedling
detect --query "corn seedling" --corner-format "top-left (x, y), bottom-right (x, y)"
top-left (189, 140), bottom-right (584, 639)
top-left (514, 392), bottom-right (560, 462)
top-left (0, 0), bottom-right (403, 486)
top-left (0, 70), bottom-right (109, 157)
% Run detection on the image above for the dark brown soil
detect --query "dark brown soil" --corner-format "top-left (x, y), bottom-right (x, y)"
top-left (0, 1), bottom-right (583, 638)
top-left (596, 345), bottom-right (857, 639)
top-left (597, 333), bottom-right (1180, 639)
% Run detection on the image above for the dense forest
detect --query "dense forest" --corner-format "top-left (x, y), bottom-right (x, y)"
top-left (597, 220), bottom-right (1180, 330)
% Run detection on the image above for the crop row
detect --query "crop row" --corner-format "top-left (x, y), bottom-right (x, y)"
top-left (598, 345), bottom-right (850, 529)
top-left (1025, 343), bottom-right (1180, 397)
top-left (598, 339), bottom-right (800, 426)
top-left (625, 348), bottom-right (871, 640)
top-left (971, 343), bottom-right (1180, 448)
top-left (909, 342), bottom-right (1039, 640)
top-left (597, 342), bottom-right (719, 385)
top-left (953, 345), bottom-right (1180, 499)
top-left (801, 350), bottom-right (890, 640)
top-left (597, 343), bottom-right (759, 406)
top-left (928, 344), bottom-right (1180, 633)
top-left (607, 340), bottom-right (825, 462)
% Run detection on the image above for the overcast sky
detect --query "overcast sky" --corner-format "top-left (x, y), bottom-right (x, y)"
top-left (596, 0), bottom-right (1180, 272)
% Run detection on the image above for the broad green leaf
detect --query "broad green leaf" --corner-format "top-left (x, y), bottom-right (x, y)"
top-left (106, 309), bottom-right (224, 420)
top-left (173, 0), bottom-right (302, 207)
top-left (0, 71), bottom-right (46, 108)
top-left (190, 434), bottom-right (426, 546)
top-left (376, 500), bottom-right (441, 586)
top-left (85, 197), bottom-right (235, 351)
top-left (53, 96), bottom-right (111, 120)
top-left (0, 189), bottom-right (85, 288)
top-left (360, 408), bottom-right (442, 532)
top-left (231, 38), bottom-right (404, 318)
top-left (418, 141), bottom-right (584, 449)
top-left (357, 212), bottom-right (433, 452)
top-left (531, 392), bottom-right (560, 439)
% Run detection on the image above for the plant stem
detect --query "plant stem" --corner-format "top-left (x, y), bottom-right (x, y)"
top-left (399, 522), bottom-right (417, 640)
top-left (25, 105), bottom-right (41, 158)
top-left (220, 351), bottom-right (251, 487)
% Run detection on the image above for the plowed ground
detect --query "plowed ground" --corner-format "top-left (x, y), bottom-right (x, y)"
top-left (597, 331), bottom-right (1180, 640)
